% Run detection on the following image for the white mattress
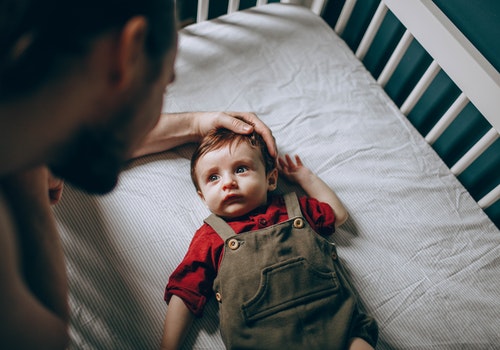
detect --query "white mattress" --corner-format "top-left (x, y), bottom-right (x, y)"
top-left (54, 4), bottom-right (500, 349)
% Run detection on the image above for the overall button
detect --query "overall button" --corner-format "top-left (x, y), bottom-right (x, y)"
top-left (228, 238), bottom-right (240, 250)
top-left (293, 218), bottom-right (304, 229)
top-left (331, 251), bottom-right (338, 260)
top-left (215, 292), bottom-right (222, 302)
top-left (258, 218), bottom-right (267, 227)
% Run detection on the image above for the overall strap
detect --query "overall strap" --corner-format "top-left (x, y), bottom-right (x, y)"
top-left (284, 192), bottom-right (303, 218)
top-left (204, 214), bottom-right (236, 241)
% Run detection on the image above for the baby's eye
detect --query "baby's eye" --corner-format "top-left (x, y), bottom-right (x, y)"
top-left (208, 174), bottom-right (219, 182)
top-left (235, 166), bottom-right (248, 174)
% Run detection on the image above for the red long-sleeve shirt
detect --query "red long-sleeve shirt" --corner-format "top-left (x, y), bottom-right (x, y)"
top-left (165, 195), bottom-right (335, 316)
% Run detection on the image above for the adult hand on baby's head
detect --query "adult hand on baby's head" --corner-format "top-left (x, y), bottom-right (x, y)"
top-left (197, 111), bottom-right (278, 158)
top-left (132, 111), bottom-right (278, 159)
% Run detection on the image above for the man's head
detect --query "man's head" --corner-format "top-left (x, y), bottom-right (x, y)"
top-left (191, 127), bottom-right (278, 218)
top-left (0, 0), bottom-right (176, 100)
top-left (0, 0), bottom-right (177, 193)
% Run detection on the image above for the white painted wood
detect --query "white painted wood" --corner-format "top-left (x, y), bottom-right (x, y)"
top-left (377, 30), bottom-right (413, 87)
top-left (355, 2), bottom-right (388, 60)
top-left (451, 128), bottom-right (499, 176)
top-left (400, 60), bottom-right (441, 115)
top-left (257, 0), bottom-right (268, 5)
top-left (425, 93), bottom-right (469, 145)
top-left (383, 0), bottom-right (500, 134)
top-left (334, 0), bottom-right (357, 35)
top-left (478, 184), bottom-right (500, 209)
top-left (311, 0), bottom-right (327, 15)
top-left (197, 0), bottom-right (209, 22)
top-left (228, 0), bottom-right (240, 14)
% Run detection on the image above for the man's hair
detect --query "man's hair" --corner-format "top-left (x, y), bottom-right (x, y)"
top-left (191, 127), bottom-right (276, 191)
top-left (0, 0), bottom-right (175, 100)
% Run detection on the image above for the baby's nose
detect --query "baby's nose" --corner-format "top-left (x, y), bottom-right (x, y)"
top-left (222, 175), bottom-right (237, 190)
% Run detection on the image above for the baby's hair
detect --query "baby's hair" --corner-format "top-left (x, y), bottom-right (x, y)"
top-left (191, 121), bottom-right (275, 191)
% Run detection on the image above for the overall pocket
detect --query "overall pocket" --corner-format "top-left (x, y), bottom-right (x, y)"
top-left (241, 256), bottom-right (339, 323)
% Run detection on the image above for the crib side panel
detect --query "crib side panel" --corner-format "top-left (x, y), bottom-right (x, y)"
top-left (323, 0), bottom-right (500, 227)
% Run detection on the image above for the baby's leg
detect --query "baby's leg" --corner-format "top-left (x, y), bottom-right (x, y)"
top-left (348, 337), bottom-right (375, 350)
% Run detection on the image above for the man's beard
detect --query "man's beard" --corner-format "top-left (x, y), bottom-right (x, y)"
top-left (49, 125), bottom-right (128, 195)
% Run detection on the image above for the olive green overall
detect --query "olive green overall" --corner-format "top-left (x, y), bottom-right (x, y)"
top-left (204, 192), bottom-right (377, 350)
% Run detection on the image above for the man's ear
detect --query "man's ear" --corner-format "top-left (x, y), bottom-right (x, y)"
top-left (110, 16), bottom-right (147, 89)
top-left (267, 168), bottom-right (279, 191)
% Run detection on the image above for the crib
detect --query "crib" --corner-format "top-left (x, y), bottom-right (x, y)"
top-left (54, 1), bottom-right (500, 349)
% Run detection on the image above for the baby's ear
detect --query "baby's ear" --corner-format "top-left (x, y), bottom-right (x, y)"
top-left (197, 190), bottom-right (206, 202)
top-left (267, 168), bottom-right (279, 191)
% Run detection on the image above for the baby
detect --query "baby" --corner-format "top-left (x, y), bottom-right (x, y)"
top-left (161, 127), bottom-right (378, 349)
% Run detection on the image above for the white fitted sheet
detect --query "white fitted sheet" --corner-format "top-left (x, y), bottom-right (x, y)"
top-left (54, 4), bottom-right (500, 349)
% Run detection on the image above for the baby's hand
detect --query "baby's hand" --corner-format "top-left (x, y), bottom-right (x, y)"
top-left (278, 154), bottom-right (313, 185)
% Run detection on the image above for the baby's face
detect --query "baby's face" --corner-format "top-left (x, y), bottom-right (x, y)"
top-left (195, 141), bottom-right (277, 218)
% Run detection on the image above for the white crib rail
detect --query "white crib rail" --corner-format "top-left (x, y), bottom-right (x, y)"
top-left (425, 93), bottom-right (469, 145)
top-left (339, 0), bottom-right (500, 132)
top-left (332, 0), bottom-right (500, 210)
top-left (355, 2), bottom-right (387, 61)
top-left (450, 128), bottom-right (499, 176)
top-left (399, 60), bottom-right (440, 116)
top-left (478, 184), bottom-right (500, 210)
top-left (376, 30), bottom-right (413, 88)
top-left (196, 0), bottom-right (209, 23)
top-left (383, 0), bottom-right (500, 132)
top-left (334, 0), bottom-right (357, 36)
top-left (227, 0), bottom-right (240, 14)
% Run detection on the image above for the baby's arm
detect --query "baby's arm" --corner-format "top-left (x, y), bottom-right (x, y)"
top-left (160, 295), bottom-right (195, 350)
top-left (279, 154), bottom-right (348, 227)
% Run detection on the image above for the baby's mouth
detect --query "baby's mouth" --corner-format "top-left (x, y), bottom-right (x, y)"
top-left (223, 193), bottom-right (242, 203)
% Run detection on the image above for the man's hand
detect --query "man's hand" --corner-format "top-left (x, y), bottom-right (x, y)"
top-left (132, 111), bottom-right (278, 159)
top-left (194, 111), bottom-right (278, 158)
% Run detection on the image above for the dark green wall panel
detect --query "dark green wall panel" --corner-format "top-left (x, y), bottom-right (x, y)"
top-left (433, 0), bottom-right (500, 72)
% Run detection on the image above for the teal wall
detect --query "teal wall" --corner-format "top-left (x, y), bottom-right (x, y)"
top-left (433, 0), bottom-right (500, 73)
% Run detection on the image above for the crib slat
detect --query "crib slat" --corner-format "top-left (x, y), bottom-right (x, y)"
top-left (197, 0), bottom-right (209, 22)
top-left (377, 30), bottom-right (413, 88)
top-left (450, 128), bottom-right (499, 176)
top-left (355, 1), bottom-right (388, 60)
top-left (257, 0), bottom-right (268, 6)
top-left (228, 0), bottom-right (240, 14)
top-left (334, 0), bottom-right (358, 35)
top-left (400, 61), bottom-right (441, 115)
top-left (478, 184), bottom-right (500, 210)
top-left (425, 93), bottom-right (469, 145)
top-left (383, 0), bottom-right (500, 135)
top-left (311, 0), bottom-right (327, 16)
